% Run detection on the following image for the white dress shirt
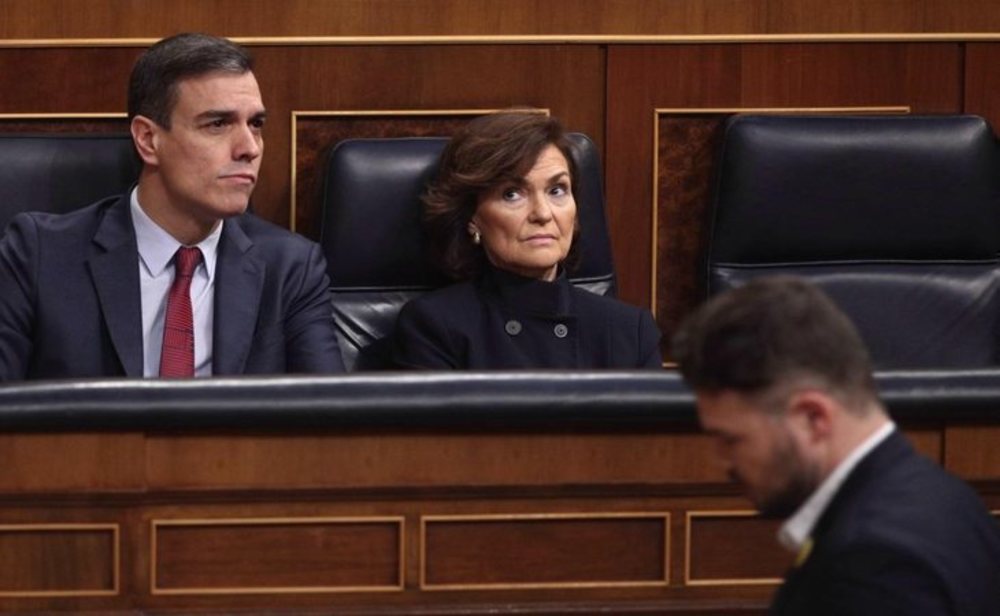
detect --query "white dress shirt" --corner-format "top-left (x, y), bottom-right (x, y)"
top-left (778, 420), bottom-right (896, 552)
top-left (130, 189), bottom-right (221, 377)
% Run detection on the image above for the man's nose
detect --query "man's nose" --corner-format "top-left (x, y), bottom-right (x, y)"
top-left (233, 124), bottom-right (262, 161)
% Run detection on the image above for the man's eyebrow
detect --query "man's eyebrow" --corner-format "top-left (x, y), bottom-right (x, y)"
top-left (194, 109), bottom-right (236, 122)
top-left (193, 109), bottom-right (268, 122)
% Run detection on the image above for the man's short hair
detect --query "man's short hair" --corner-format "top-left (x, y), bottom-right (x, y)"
top-left (672, 276), bottom-right (877, 404)
top-left (127, 32), bottom-right (253, 128)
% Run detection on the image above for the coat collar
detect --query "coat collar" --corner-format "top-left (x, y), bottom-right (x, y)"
top-left (483, 265), bottom-right (574, 317)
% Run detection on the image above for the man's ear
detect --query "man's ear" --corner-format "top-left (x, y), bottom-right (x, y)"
top-left (786, 390), bottom-right (834, 444)
top-left (130, 115), bottom-right (160, 166)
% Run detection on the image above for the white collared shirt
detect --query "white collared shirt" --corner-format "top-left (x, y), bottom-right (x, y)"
top-left (778, 420), bottom-right (896, 552)
top-left (130, 188), bottom-right (221, 377)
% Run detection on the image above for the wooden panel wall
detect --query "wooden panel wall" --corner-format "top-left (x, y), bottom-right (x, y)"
top-left (2, 0), bottom-right (1000, 38)
top-left (2, 1), bottom-right (999, 345)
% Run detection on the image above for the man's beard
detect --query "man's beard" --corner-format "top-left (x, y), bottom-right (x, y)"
top-left (739, 436), bottom-right (821, 519)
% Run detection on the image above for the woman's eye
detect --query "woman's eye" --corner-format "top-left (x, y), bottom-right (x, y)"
top-left (550, 183), bottom-right (570, 197)
top-left (502, 189), bottom-right (521, 201)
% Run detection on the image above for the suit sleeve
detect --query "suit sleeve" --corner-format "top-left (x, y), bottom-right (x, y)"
top-left (391, 297), bottom-right (461, 369)
top-left (801, 546), bottom-right (954, 616)
top-left (636, 308), bottom-right (663, 369)
top-left (283, 242), bottom-right (345, 373)
top-left (0, 215), bottom-right (37, 381)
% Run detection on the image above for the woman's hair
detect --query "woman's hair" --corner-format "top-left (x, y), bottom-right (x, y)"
top-left (422, 111), bottom-right (579, 281)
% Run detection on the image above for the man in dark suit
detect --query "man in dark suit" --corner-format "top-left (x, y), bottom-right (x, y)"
top-left (0, 33), bottom-right (344, 380)
top-left (672, 276), bottom-right (1000, 615)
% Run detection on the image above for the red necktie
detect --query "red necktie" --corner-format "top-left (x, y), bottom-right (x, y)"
top-left (159, 246), bottom-right (203, 378)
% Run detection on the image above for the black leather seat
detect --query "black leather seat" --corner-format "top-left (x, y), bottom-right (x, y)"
top-left (0, 133), bottom-right (140, 233)
top-left (319, 134), bottom-right (617, 370)
top-left (705, 114), bottom-right (1000, 369)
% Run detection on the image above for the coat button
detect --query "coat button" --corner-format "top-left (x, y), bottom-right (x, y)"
top-left (553, 323), bottom-right (568, 338)
top-left (505, 320), bottom-right (522, 336)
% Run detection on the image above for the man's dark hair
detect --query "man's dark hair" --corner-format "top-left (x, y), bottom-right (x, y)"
top-left (128, 33), bottom-right (253, 128)
top-left (672, 276), bottom-right (877, 403)
top-left (422, 111), bottom-right (580, 281)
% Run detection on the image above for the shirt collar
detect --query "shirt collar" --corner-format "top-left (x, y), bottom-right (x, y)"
top-left (130, 187), bottom-right (222, 279)
top-left (778, 420), bottom-right (896, 552)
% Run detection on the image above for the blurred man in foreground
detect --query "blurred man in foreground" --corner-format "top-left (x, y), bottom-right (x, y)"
top-left (672, 276), bottom-right (1000, 615)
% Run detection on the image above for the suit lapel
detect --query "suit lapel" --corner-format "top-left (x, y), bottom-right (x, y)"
top-left (212, 217), bottom-right (264, 375)
top-left (88, 194), bottom-right (144, 377)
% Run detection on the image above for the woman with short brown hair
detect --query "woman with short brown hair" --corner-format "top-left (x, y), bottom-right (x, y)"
top-left (392, 111), bottom-right (662, 369)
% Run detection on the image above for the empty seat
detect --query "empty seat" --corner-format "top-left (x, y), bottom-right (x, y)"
top-left (705, 114), bottom-right (1000, 368)
top-left (0, 133), bottom-right (139, 232)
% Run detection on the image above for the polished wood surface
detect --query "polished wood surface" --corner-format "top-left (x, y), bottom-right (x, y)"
top-left (2, 1), bottom-right (1000, 39)
top-left (0, 420), bottom-right (988, 613)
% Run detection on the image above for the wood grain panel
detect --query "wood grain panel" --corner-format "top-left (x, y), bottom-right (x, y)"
top-left (2, 1), bottom-right (1000, 39)
top-left (0, 525), bottom-right (117, 596)
top-left (422, 514), bottom-right (668, 588)
top-left (944, 425), bottom-right (1000, 481)
top-left (965, 43), bottom-right (1000, 133)
top-left (685, 512), bottom-right (786, 586)
top-left (145, 430), bottom-right (726, 490)
top-left (0, 45), bottom-right (603, 233)
top-left (152, 517), bottom-right (403, 594)
top-left (0, 433), bottom-right (144, 492)
top-left (255, 45), bottom-right (603, 230)
top-left (903, 427), bottom-right (942, 463)
top-left (607, 42), bottom-right (961, 319)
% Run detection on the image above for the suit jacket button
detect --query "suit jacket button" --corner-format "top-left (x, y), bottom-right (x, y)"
top-left (553, 323), bottom-right (568, 338)
top-left (505, 320), bottom-right (522, 336)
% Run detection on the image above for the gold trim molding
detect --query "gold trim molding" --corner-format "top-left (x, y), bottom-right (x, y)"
top-left (649, 105), bottom-right (911, 315)
top-left (150, 515), bottom-right (405, 596)
top-left (420, 511), bottom-right (670, 591)
top-left (2, 33), bottom-right (1000, 49)
top-left (684, 510), bottom-right (783, 587)
top-left (0, 523), bottom-right (120, 598)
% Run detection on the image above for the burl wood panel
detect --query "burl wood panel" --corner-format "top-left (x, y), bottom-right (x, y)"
top-left (0, 526), bottom-right (116, 595)
top-left (422, 515), bottom-right (668, 588)
top-left (607, 42), bottom-right (961, 320)
top-left (654, 114), bottom-right (728, 344)
top-left (153, 518), bottom-right (402, 593)
top-left (294, 113), bottom-right (492, 239)
top-left (685, 514), bottom-right (787, 585)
